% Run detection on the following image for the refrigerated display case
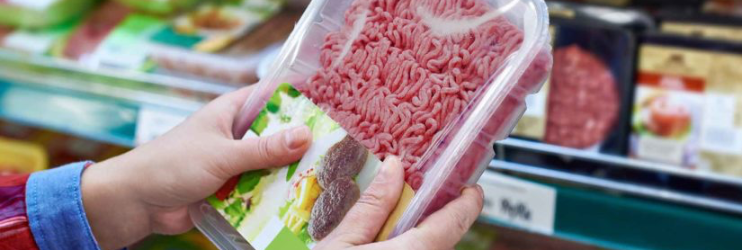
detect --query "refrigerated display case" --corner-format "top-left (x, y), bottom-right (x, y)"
top-left (1, 1), bottom-right (742, 250)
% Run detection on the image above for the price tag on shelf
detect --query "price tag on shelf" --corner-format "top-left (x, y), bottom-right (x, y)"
top-left (135, 107), bottom-right (189, 145)
top-left (478, 172), bottom-right (556, 235)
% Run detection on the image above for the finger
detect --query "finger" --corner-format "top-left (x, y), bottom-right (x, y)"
top-left (208, 86), bottom-right (255, 114)
top-left (379, 185), bottom-right (484, 250)
top-left (214, 126), bottom-right (312, 178)
top-left (321, 157), bottom-right (404, 246)
top-left (188, 86), bottom-right (255, 132)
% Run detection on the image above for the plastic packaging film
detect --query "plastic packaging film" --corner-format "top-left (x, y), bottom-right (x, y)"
top-left (190, 0), bottom-right (552, 249)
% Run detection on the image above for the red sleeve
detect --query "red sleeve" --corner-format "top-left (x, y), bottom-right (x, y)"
top-left (0, 174), bottom-right (40, 250)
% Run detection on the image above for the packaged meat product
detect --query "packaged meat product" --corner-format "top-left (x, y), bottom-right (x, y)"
top-left (189, 0), bottom-right (552, 249)
top-left (150, 3), bottom-right (293, 85)
top-left (512, 2), bottom-right (650, 155)
top-left (57, 1), bottom-right (133, 62)
top-left (114, 0), bottom-right (203, 14)
top-left (0, 0), bottom-right (96, 29)
top-left (51, 1), bottom-right (167, 70)
top-left (630, 34), bottom-right (742, 176)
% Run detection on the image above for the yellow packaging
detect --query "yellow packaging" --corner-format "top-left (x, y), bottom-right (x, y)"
top-left (0, 137), bottom-right (48, 174)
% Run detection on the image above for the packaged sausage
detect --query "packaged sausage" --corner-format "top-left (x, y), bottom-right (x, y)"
top-left (47, 1), bottom-right (167, 70)
top-left (511, 2), bottom-right (651, 155)
top-left (0, 0), bottom-right (97, 29)
top-left (149, 2), bottom-right (292, 85)
top-left (189, 0), bottom-right (552, 249)
top-left (630, 34), bottom-right (742, 176)
top-left (56, 1), bottom-right (134, 62)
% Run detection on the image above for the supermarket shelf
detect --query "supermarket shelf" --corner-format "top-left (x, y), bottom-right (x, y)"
top-left (0, 50), bottom-right (237, 106)
top-left (490, 159), bottom-right (742, 214)
top-left (494, 138), bottom-right (742, 211)
top-left (0, 49), bottom-right (246, 146)
top-left (479, 170), bottom-right (742, 250)
top-left (0, 75), bottom-right (199, 147)
top-left (497, 138), bottom-right (742, 186)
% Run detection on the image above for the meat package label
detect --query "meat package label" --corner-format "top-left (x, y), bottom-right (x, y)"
top-left (150, 0), bottom-right (282, 53)
top-left (631, 45), bottom-right (742, 175)
top-left (208, 83), bottom-right (406, 250)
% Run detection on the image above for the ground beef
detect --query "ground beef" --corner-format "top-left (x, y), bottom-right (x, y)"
top-left (545, 45), bottom-right (619, 148)
top-left (297, 0), bottom-right (526, 189)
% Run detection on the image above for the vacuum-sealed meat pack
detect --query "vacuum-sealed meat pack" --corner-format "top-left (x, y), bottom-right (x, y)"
top-left (190, 0), bottom-right (552, 249)
top-left (511, 2), bottom-right (651, 155)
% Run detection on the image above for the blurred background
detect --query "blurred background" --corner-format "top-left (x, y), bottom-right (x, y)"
top-left (0, 0), bottom-right (741, 249)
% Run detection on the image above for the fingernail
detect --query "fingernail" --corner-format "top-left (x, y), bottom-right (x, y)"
top-left (475, 185), bottom-right (484, 200)
top-left (383, 155), bottom-right (400, 170)
top-left (285, 126), bottom-right (310, 149)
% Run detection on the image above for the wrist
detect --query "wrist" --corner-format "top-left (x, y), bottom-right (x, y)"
top-left (81, 156), bottom-right (153, 249)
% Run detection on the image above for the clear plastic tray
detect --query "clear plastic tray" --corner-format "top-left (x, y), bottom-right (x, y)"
top-left (191, 0), bottom-right (552, 248)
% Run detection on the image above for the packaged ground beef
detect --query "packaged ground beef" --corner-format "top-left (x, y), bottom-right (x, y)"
top-left (511, 2), bottom-right (650, 155)
top-left (630, 34), bottom-right (742, 176)
top-left (190, 0), bottom-right (552, 249)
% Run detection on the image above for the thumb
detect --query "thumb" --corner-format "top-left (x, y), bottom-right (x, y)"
top-left (318, 156), bottom-right (404, 246)
top-left (214, 126), bottom-right (312, 179)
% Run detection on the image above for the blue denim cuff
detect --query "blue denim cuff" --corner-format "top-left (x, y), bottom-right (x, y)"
top-left (26, 162), bottom-right (100, 250)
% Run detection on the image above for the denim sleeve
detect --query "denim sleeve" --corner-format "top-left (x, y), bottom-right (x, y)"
top-left (26, 162), bottom-right (101, 250)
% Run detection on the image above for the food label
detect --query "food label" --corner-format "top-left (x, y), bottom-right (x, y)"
top-left (207, 83), bottom-right (412, 250)
top-left (89, 15), bottom-right (164, 70)
top-left (479, 172), bottom-right (556, 235)
top-left (632, 45), bottom-right (742, 174)
top-left (636, 136), bottom-right (685, 165)
top-left (135, 106), bottom-right (189, 145)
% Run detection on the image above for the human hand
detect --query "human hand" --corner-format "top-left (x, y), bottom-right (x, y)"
top-left (315, 157), bottom-right (484, 250)
top-left (80, 86), bottom-right (313, 250)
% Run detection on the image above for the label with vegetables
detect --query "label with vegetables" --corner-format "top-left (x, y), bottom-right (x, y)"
top-left (208, 83), bottom-right (383, 250)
